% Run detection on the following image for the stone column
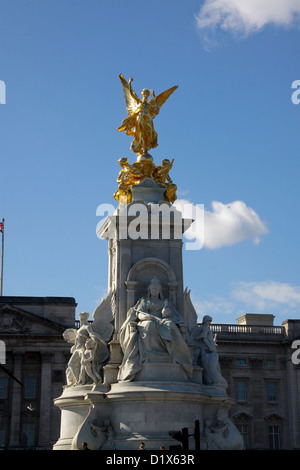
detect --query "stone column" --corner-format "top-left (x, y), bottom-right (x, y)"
top-left (169, 240), bottom-right (184, 312)
top-left (107, 238), bottom-right (113, 292)
top-left (9, 352), bottom-right (23, 446)
top-left (126, 281), bottom-right (139, 311)
top-left (117, 239), bottom-right (132, 331)
top-left (38, 351), bottom-right (54, 447)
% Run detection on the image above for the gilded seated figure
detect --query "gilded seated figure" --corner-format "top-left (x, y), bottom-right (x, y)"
top-left (113, 157), bottom-right (145, 204)
top-left (152, 158), bottom-right (177, 203)
top-left (118, 278), bottom-right (193, 382)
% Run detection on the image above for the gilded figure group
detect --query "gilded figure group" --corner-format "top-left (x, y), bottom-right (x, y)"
top-left (114, 74), bottom-right (178, 204)
top-left (117, 74), bottom-right (178, 156)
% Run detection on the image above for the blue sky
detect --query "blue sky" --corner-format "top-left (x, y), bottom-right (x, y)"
top-left (0, 0), bottom-right (300, 325)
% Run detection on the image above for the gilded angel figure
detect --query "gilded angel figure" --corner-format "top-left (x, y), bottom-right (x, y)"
top-left (117, 74), bottom-right (178, 156)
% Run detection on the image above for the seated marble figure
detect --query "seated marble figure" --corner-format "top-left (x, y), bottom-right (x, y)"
top-left (118, 278), bottom-right (193, 382)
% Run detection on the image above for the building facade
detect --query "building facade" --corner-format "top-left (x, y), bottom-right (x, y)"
top-left (215, 314), bottom-right (300, 450)
top-left (0, 296), bottom-right (76, 449)
top-left (0, 297), bottom-right (299, 450)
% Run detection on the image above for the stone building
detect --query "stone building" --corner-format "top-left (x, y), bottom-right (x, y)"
top-left (0, 295), bottom-right (299, 450)
top-left (0, 296), bottom-right (76, 449)
top-left (215, 314), bottom-right (300, 449)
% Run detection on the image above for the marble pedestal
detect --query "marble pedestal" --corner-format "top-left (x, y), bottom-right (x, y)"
top-left (53, 368), bottom-right (234, 450)
top-left (54, 190), bottom-right (244, 450)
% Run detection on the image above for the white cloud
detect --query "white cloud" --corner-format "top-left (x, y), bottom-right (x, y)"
top-left (231, 280), bottom-right (300, 313)
top-left (189, 281), bottom-right (300, 325)
top-left (196, 0), bottom-right (300, 43)
top-left (174, 198), bottom-right (268, 249)
top-left (193, 296), bottom-right (235, 321)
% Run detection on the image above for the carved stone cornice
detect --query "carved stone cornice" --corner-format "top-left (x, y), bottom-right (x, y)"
top-left (232, 412), bottom-right (253, 423)
top-left (264, 413), bottom-right (283, 422)
top-left (0, 307), bottom-right (30, 333)
top-left (0, 303), bottom-right (68, 335)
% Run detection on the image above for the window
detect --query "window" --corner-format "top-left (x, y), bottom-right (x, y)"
top-left (24, 378), bottom-right (36, 399)
top-left (236, 380), bottom-right (247, 402)
top-left (237, 424), bottom-right (248, 448)
top-left (22, 423), bottom-right (35, 447)
top-left (267, 382), bottom-right (278, 402)
top-left (0, 377), bottom-right (8, 399)
top-left (266, 360), bottom-right (276, 366)
top-left (236, 359), bottom-right (246, 365)
top-left (0, 423), bottom-right (6, 447)
top-left (269, 425), bottom-right (280, 449)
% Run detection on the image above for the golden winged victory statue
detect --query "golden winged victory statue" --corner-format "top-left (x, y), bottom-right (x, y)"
top-left (115, 74), bottom-right (178, 204)
top-left (118, 74), bottom-right (178, 157)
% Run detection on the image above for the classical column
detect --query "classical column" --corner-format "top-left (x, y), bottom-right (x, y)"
top-left (169, 240), bottom-right (184, 312)
top-left (9, 352), bottom-right (23, 446)
top-left (116, 239), bottom-right (132, 331)
top-left (38, 351), bottom-right (54, 448)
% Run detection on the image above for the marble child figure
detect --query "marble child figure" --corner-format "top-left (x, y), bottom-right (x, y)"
top-left (79, 337), bottom-right (102, 385)
top-left (64, 312), bottom-right (111, 386)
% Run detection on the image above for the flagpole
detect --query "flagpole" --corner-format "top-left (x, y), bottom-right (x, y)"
top-left (0, 218), bottom-right (4, 296)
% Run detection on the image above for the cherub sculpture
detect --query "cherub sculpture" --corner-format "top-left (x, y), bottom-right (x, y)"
top-left (63, 292), bottom-right (115, 386)
top-left (153, 158), bottom-right (177, 203)
top-left (113, 157), bottom-right (145, 203)
top-left (117, 74), bottom-right (178, 156)
top-left (79, 337), bottom-right (103, 385)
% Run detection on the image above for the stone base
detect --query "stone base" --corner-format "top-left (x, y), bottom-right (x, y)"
top-left (131, 177), bottom-right (166, 204)
top-left (53, 378), bottom-right (242, 450)
top-left (135, 362), bottom-right (192, 382)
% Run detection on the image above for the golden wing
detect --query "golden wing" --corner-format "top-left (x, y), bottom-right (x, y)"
top-left (148, 85), bottom-right (178, 118)
top-left (119, 74), bottom-right (141, 116)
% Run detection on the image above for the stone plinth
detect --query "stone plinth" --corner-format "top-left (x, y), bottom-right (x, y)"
top-left (237, 313), bottom-right (275, 326)
top-left (97, 202), bottom-right (193, 333)
top-left (54, 180), bottom-right (243, 451)
top-left (131, 177), bottom-right (166, 203)
top-left (54, 376), bottom-right (234, 450)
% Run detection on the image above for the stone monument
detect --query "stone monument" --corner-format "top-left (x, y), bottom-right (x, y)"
top-left (53, 74), bottom-right (243, 450)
